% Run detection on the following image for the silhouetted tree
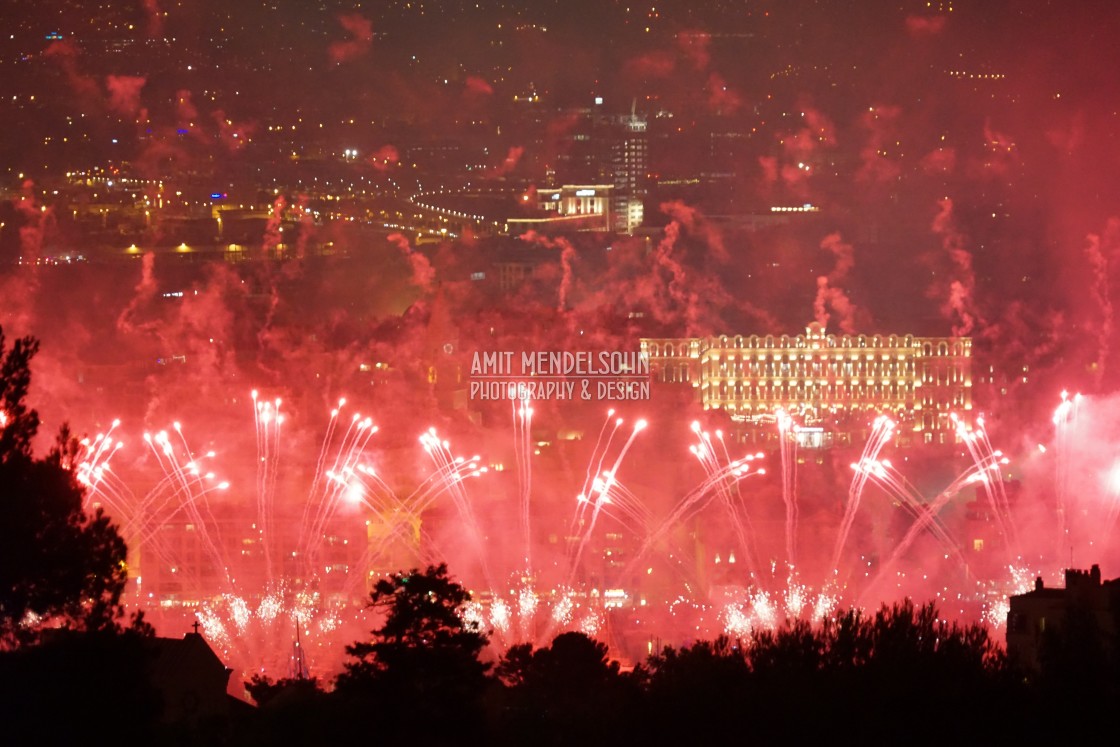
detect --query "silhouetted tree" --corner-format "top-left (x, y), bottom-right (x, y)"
top-left (0, 626), bottom-right (161, 742)
top-left (746, 600), bottom-right (1015, 739)
top-left (494, 631), bottom-right (640, 745)
top-left (334, 563), bottom-right (491, 741)
top-left (0, 327), bottom-right (129, 645)
top-left (245, 674), bottom-right (324, 708)
top-left (239, 673), bottom-right (334, 747)
top-left (640, 601), bottom-right (1022, 742)
top-left (643, 636), bottom-right (751, 741)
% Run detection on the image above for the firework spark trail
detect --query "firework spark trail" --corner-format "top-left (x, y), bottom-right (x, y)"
top-left (953, 413), bottom-right (1019, 557)
top-left (566, 419), bottom-right (647, 589)
top-left (76, 419), bottom-right (364, 679)
top-left (513, 400), bottom-right (534, 570)
top-left (140, 428), bottom-right (233, 589)
top-left (857, 457), bottom-right (961, 551)
top-left (592, 478), bottom-right (654, 534)
top-left (1085, 234), bottom-right (1112, 387)
top-left (76, 429), bottom-right (183, 581)
top-left (298, 398), bottom-right (347, 544)
top-left (167, 422), bottom-right (234, 567)
top-left (250, 391), bottom-right (284, 583)
top-left (302, 413), bottom-right (380, 566)
top-left (1052, 391), bottom-right (1080, 554)
top-left (721, 569), bottom-right (841, 640)
top-left (831, 415), bottom-right (895, 571)
top-left (420, 429), bottom-right (498, 592)
top-left (76, 421), bottom-right (126, 511)
top-left (79, 459), bottom-right (134, 519)
top-left (860, 459), bottom-right (987, 596)
top-left (627, 432), bottom-right (765, 580)
top-left (555, 237), bottom-right (576, 312)
top-left (690, 422), bottom-right (761, 578)
top-left (1106, 469), bottom-right (1120, 547)
top-left (341, 450), bottom-right (487, 599)
top-left (571, 411), bottom-right (624, 534)
top-left (776, 409), bottom-right (799, 566)
top-left (123, 452), bottom-right (215, 541)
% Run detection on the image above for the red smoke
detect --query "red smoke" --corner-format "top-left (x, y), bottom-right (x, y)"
top-left (905, 15), bottom-right (947, 35)
top-left (976, 119), bottom-right (1019, 178)
top-left (660, 200), bottom-right (729, 264)
top-left (43, 40), bottom-right (99, 104)
top-left (623, 52), bottom-right (676, 81)
top-left (1084, 219), bottom-right (1120, 388)
top-left (15, 181), bottom-right (49, 263)
top-left (368, 145), bottom-right (400, 172)
top-left (176, 90), bottom-right (199, 128)
top-left (677, 30), bottom-right (711, 71)
top-left (920, 147), bottom-right (957, 175)
top-left (388, 233), bottom-right (435, 292)
top-left (142, 0), bottom-right (164, 38)
top-left (763, 106), bottom-right (837, 197)
top-left (519, 231), bottom-right (578, 312)
top-left (105, 75), bottom-right (147, 118)
top-left (931, 198), bottom-right (979, 336)
top-left (116, 252), bottom-right (159, 335)
top-left (706, 72), bottom-right (742, 115)
top-left (211, 110), bottom-right (255, 152)
top-left (490, 146), bottom-right (525, 178)
top-left (465, 76), bottom-right (494, 96)
top-left (856, 106), bottom-right (902, 184)
top-left (263, 196), bottom-right (286, 256)
top-left (813, 233), bottom-right (858, 334)
top-left (330, 14), bottom-right (374, 64)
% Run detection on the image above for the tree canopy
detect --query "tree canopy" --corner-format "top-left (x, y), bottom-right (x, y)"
top-left (0, 326), bottom-right (129, 645)
top-left (334, 563), bottom-right (491, 740)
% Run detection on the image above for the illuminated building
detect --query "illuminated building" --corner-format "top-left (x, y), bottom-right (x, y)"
top-left (549, 101), bottom-right (647, 234)
top-left (611, 113), bottom-right (647, 234)
top-left (641, 322), bottom-right (972, 446)
top-left (506, 184), bottom-right (613, 234)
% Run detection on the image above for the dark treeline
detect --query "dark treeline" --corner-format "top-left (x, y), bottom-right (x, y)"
top-left (1, 327), bottom-right (1119, 744)
top-left (228, 564), bottom-right (1117, 746)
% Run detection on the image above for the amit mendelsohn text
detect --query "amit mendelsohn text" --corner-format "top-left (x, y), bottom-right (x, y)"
top-left (471, 350), bottom-right (650, 377)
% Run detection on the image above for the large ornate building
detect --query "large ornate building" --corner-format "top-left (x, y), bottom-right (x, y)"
top-left (641, 323), bottom-right (972, 446)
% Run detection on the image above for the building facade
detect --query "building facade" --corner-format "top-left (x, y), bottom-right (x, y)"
top-left (1007, 565), bottom-right (1120, 672)
top-left (641, 323), bottom-right (972, 445)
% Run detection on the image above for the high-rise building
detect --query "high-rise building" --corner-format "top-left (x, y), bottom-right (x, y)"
top-left (551, 102), bottom-right (648, 234)
top-left (611, 113), bottom-right (648, 234)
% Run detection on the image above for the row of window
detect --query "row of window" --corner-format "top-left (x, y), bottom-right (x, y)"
top-left (643, 337), bottom-right (969, 357)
